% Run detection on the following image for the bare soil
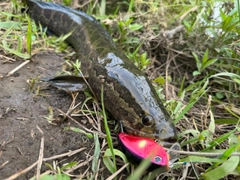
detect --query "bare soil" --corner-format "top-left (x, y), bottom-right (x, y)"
top-left (0, 53), bottom-right (93, 179)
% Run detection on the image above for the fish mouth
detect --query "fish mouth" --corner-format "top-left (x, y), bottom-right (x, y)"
top-left (156, 139), bottom-right (179, 148)
top-left (121, 122), bottom-right (178, 148)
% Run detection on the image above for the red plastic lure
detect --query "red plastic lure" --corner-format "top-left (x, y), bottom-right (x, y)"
top-left (118, 132), bottom-right (169, 170)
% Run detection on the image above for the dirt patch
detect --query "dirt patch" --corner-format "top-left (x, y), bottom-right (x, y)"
top-left (0, 54), bottom-right (93, 179)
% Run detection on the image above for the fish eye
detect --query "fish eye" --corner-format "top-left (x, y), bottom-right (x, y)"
top-left (154, 156), bottom-right (162, 163)
top-left (142, 115), bottom-right (153, 126)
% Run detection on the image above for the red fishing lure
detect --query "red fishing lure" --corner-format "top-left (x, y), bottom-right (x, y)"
top-left (118, 132), bottom-right (169, 170)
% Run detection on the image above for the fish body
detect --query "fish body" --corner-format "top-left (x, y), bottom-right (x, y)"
top-left (25, 0), bottom-right (178, 147)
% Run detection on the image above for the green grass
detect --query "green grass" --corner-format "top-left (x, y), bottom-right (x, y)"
top-left (1, 0), bottom-right (240, 179)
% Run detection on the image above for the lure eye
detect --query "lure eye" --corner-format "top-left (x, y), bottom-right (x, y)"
top-left (142, 115), bottom-right (153, 126)
top-left (154, 156), bottom-right (162, 163)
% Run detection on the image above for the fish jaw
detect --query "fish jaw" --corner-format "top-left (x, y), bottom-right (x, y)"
top-left (120, 119), bottom-right (178, 148)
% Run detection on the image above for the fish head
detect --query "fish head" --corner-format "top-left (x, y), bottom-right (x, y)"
top-left (120, 106), bottom-right (178, 148)
top-left (112, 71), bottom-right (179, 148)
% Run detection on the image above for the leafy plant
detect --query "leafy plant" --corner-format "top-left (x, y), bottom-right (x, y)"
top-left (192, 49), bottom-right (218, 76)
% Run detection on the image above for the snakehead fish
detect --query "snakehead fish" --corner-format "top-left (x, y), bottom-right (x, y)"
top-left (25, 0), bottom-right (178, 147)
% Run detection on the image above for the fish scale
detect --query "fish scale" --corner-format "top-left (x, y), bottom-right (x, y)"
top-left (25, 0), bottom-right (178, 147)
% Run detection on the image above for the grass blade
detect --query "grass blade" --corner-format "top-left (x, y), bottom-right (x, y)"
top-left (92, 133), bottom-right (101, 175)
top-left (26, 15), bottom-right (32, 58)
top-left (202, 156), bottom-right (240, 180)
top-left (101, 84), bottom-right (117, 174)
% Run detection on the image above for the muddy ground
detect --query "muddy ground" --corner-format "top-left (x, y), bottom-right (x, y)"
top-left (0, 53), bottom-right (97, 179)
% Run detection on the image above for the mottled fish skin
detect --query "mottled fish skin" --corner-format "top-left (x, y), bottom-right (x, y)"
top-left (25, 0), bottom-right (178, 147)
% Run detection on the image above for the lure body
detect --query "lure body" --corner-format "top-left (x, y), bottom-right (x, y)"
top-left (118, 132), bottom-right (169, 169)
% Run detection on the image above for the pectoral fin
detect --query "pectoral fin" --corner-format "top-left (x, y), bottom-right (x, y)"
top-left (41, 75), bottom-right (88, 92)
